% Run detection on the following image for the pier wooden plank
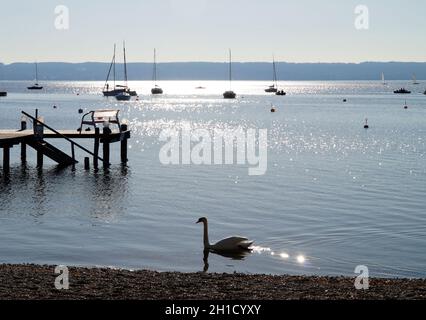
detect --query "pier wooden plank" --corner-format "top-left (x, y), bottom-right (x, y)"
top-left (0, 129), bottom-right (130, 143)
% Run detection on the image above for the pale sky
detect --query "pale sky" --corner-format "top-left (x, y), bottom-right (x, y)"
top-left (0, 0), bottom-right (425, 63)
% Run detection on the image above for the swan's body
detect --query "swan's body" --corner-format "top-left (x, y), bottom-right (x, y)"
top-left (197, 217), bottom-right (254, 252)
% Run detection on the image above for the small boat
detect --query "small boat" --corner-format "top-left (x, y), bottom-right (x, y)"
top-left (195, 86), bottom-right (206, 89)
top-left (223, 91), bottom-right (236, 99)
top-left (151, 49), bottom-right (163, 95)
top-left (27, 62), bottom-right (43, 90)
top-left (0, 91), bottom-right (7, 97)
top-left (223, 49), bottom-right (236, 99)
top-left (412, 73), bottom-right (419, 85)
top-left (151, 85), bottom-right (163, 95)
top-left (276, 90), bottom-right (286, 96)
top-left (364, 118), bottom-right (369, 129)
top-left (115, 92), bottom-right (131, 101)
top-left (265, 85), bottom-right (277, 93)
top-left (265, 57), bottom-right (278, 93)
top-left (394, 88), bottom-right (411, 94)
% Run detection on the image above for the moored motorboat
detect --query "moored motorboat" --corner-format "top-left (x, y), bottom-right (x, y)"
top-left (394, 88), bottom-right (411, 94)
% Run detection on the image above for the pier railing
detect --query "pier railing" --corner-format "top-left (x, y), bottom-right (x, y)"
top-left (22, 111), bottom-right (106, 165)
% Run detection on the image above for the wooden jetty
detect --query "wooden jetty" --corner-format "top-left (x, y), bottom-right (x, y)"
top-left (0, 110), bottom-right (130, 171)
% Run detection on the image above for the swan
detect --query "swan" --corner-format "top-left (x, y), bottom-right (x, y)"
top-left (196, 217), bottom-right (254, 252)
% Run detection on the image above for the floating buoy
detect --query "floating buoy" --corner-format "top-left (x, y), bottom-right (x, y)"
top-left (78, 108), bottom-right (83, 114)
top-left (270, 103), bottom-right (276, 113)
top-left (364, 118), bottom-right (369, 129)
top-left (53, 105), bottom-right (57, 109)
top-left (343, 99), bottom-right (347, 102)
top-left (404, 100), bottom-right (408, 109)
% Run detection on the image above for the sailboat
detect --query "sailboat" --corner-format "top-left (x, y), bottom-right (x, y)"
top-left (223, 49), bottom-right (236, 99)
top-left (0, 66), bottom-right (6, 96)
top-left (151, 49), bottom-right (163, 95)
top-left (116, 42), bottom-right (133, 101)
top-left (412, 73), bottom-right (419, 85)
top-left (381, 72), bottom-right (387, 85)
top-left (27, 62), bottom-right (43, 90)
top-left (103, 43), bottom-right (137, 97)
top-left (265, 57), bottom-right (278, 93)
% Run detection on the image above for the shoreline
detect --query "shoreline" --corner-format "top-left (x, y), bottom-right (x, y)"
top-left (0, 264), bottom-right (425, 300)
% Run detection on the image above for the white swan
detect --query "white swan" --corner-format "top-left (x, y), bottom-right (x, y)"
top-left (196, 217), bottom-right (254, 252)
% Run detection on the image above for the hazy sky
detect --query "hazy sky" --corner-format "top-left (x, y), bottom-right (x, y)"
top-left (1, 0), bottom-right (425, 63)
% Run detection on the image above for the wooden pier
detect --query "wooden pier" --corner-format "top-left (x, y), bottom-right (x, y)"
top-left (0, 110), bottom-right (130, 172)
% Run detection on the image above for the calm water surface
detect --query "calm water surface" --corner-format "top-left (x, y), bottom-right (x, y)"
top-left (0, 80), bottom-right (425, 278)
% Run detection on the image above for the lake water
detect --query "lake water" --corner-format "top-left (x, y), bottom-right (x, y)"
top-left (0, 80), bottom-right (425, 278)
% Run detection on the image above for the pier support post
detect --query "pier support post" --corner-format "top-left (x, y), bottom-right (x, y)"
top-left (120, 124), bottom-right (128, 164)
top-left (102, 123), bottom-right (111, 169)
top-left (94, 127), bottom-right (100, 170)
top-left (21, 142), bottom-right (26, 163)
top-left (37, 150), bottom-right (43, 168)
top-left (84, 157), bottom-right (90, 170)
top-left (21, 115), bottom-right (27, 162)
top-left (35, 115), bottom-right (44, 169)
top-left (3, 146), bottom-right (10, 172)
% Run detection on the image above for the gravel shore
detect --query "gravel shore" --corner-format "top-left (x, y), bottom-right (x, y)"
top-left (0, 264), bottom-right (425, 300)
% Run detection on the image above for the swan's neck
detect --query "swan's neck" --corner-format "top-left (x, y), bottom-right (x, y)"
top-left (203, 221), bottom-right (210, 249)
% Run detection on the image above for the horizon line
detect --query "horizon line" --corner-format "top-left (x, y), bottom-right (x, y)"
top-left (2, 60), bottom-right (426, 65)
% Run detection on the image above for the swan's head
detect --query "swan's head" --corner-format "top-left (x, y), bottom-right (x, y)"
top-left (196, 217), bottom-right (208, 224)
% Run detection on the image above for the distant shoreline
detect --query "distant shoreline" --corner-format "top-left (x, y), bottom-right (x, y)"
top-left (1, 264), bottom-right (425, 300)
top-left (1, 62), bottom-right (426, 81)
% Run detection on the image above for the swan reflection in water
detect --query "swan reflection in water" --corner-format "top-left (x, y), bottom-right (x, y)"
top-left (202, 249), bottom-right (252, 272)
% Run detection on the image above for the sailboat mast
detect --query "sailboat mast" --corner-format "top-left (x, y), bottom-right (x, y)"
top-left (273, 56), bottom-right (277, 88)
top-left (153, 48), bottom-right (157, 84)
top-left (113, 44), bottom-right (116, 89)
top-left (123, 41), bottom-right (128, 87)
top-left (35, 62), bottom-right (38, 83)
top-left (229, 49), bottom-right (232, 90)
